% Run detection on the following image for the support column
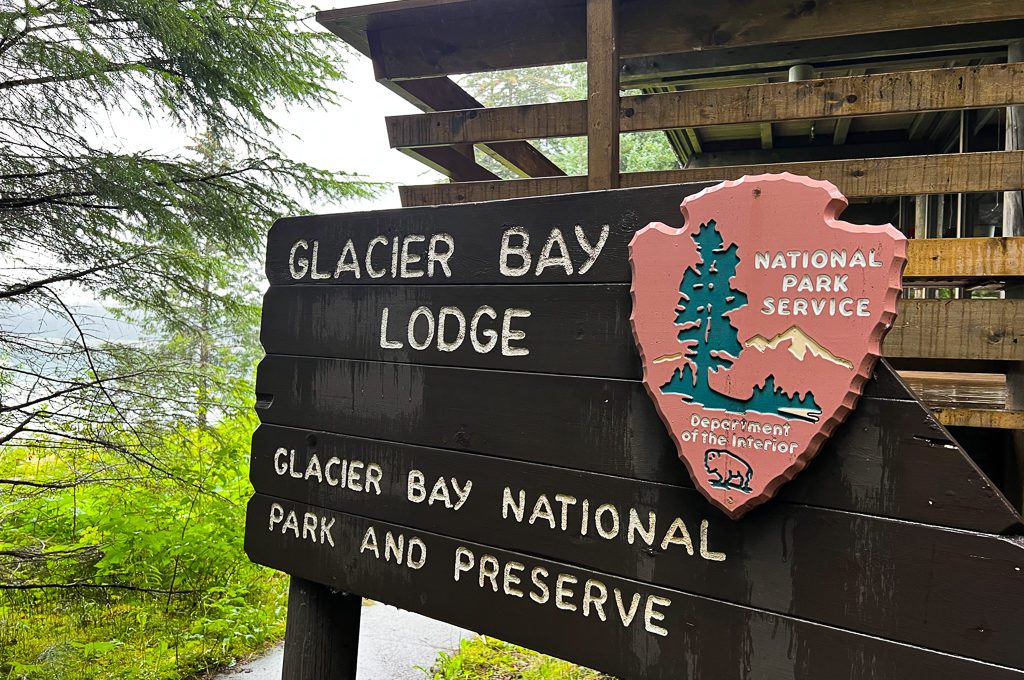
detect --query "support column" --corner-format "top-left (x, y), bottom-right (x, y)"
top-left (1004, 41), bottom-right (1024, 512)
top-left (586, 0), bottom-right (619, 191)
top-left (911, 195), bottom-right (930, 299)
top-left (1005, 41), bottom-right (1024, 238)
top-left (281, 577), bottom-right (361, 680)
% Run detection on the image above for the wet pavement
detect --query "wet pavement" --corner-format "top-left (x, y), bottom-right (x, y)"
top-left (213, 603), bottom-right (474, 679)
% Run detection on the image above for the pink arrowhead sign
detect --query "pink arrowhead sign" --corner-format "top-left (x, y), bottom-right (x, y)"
top-left (629, 174), bottom-right (907, 519)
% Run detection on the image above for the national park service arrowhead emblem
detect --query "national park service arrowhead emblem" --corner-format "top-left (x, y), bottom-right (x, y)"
top-left (629, 174), bottom-right (907, 519)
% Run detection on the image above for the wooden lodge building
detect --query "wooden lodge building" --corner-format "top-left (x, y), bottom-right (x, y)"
top-left (315, 1), bottom-right (1024, 511)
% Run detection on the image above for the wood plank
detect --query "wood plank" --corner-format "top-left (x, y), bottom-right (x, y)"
top-left (386, 64), bottom-right (1024, 148)
top-left (899, 371), bottom-right (1006, 410)
top-left (274, 183), bottom-right (708, 286)
top-left (623, 63), bottom-right (1024, 133)
top-left (260, 287), bottom-right (1024, 374)
top-left (259, 285), bottom-right (641, 377)
top-left (387, 100), bottom-right (586, 148)
top-left (269, 190), bottom-right (1024, 286)
top-left (399, 146), bottom-right (499, 181)
top-left (884, 299), bottom-right (1024, 362)
top-left (906, 237), bottom-right (1024, 279)
top-left (380, 76), bottom-right (566, 179)
top-left (359, 0), bottom-right (1024, 80)
top-left (399, 151), bottom-right (1024, 206)
top-left (246, 496), bottom-right (1024, 679)
top-left (619, 21), bottom-right (1024, 85)
top-left (620, 151), bottom-right (1024, 196)
top-left (252, 356), bottom-right (1021, 533)
top-left (399, 175), bottom-right (582, 206)
top-left (936, 408), bottom-right (1024, 430)
top-left (251, 423), bottom-right (1024, 667)
top-left (585, 0), bottom-right (619, 191)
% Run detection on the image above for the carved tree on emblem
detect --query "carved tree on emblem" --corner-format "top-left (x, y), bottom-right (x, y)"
top-left (661, 220), bottom-right (820, 419)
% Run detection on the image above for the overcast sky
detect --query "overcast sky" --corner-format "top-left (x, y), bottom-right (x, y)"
top-left (28, 0), bottom-right (437, 317)
top-left (97, 0), bottom-right (444, 214)
top-left (257, 0), bottom-right (447, 211)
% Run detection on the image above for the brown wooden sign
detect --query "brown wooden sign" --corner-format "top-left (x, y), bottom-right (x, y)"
top-left (246, 180), bottom-right (1024, 679)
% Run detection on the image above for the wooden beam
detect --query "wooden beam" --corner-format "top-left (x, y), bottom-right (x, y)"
top-left (883, 299), bottom-right (1024, 361)
top-left (622, 151), bottom-right (1024, 196)
top-left (586, 0), bottom-right (619, 190)
top-left (1005, 42), bottom-right (1024, 238)
top-left (400, 146), bottom-right (499, 181)
top-left (760, 122), bottom-right (773, 150)
top-left (399, 175), bottom-right (587, 206)
top-left (400, 151), bottom-right (1024, 206)
top-left (364, 1), bottom-right (582, 81)
top-left (619, 21), bottom-right (1024, 85)
top-left (482, 142), bottom-right (565, 179)
top-left (833, 69), bottom-right (865, 145)
top-left (905, 237), bottom-right (1024, 279)
top-left (356, 0), bottom-right (1024, 80)
top-left (1004, 42), bottom-right (1024, 509)
top-left (386, 100), bottom-right (586, 149)
top-left (684, 128), bottom-right (702, 154)
top-left (379, 77), bottom-right (566, 178)
top-left (386, 64), bottom-right (1024, 148)
top-left (682, 142), bottom-right (926, 168)
top-left (933, 407), bottom-right (1024, 429)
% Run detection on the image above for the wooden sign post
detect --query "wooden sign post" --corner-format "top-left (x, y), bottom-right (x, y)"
top-left (246, 177), bottom-right (1024, 680)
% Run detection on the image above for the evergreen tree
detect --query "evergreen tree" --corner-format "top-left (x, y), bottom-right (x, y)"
top-left (662, 221), bottom-right (819, 417)
top-left (0, 0), bottom-right (374, 590)
top-left (0, 0), bottom-right (374, 458)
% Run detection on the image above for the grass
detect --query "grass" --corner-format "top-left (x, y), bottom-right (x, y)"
top-left (423, 636), bottom-right (612, 680)
top-left (0, 571), bottom-right (288, 680)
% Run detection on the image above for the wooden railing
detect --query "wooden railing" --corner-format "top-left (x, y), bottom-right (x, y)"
top-left (386, 64), bottom-right (1024, 148)
top-left (398, 150), bottom-right (1024, 206)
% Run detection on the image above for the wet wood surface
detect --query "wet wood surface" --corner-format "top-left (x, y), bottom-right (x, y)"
top-left (246, 494), bottom-right (1024, 679)
top-left (251, 422), bottom-right (1024, 666)
top-left (260, 286), bottom-right (1024, 370)
top-left (398, 151), bottom-right (1024, 207)
top-left (385, 64), bottom-right (1024, 147)
top-left (282, 577), bottom-right (360, 680)
top-left (350, 0), bottom-right (1024, 80)
top-left (265, 183), bottom-right (708, 286)
top-left (269, 189), bottom-right (1024, 285)
top-left (254, 356), bottom-right (1020, 533)
top-left (901, 371), bottom-right (1006, 409)
top-left (253, 183), bottom-right (1024, 678)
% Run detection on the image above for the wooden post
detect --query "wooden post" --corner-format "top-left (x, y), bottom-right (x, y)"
top-left (1004, 41), bottom-right (1024, 512)
top-left (281, 577), bottom-right (361, 680)
top-left (1005, 41), bottom-right (1024, 238)
top-left (586, 0), bottom-right (619, 191)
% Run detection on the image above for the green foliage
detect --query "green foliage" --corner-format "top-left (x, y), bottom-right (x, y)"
top-left (458, 64), bottom-right (680, 177)
top-left (0, 0), bottom-right (379, 455)
top-left (424, 637), bottom-right (611, 680)
top-left (0, 2), bottom-right (375, 677)
top-left (0, 411), bottom-right (287, 679)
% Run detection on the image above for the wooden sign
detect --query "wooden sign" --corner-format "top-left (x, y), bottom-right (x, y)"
top-left (246, 178), bottom-right (1024, 680)
top-left (629, 174), bottom-right (906, 518)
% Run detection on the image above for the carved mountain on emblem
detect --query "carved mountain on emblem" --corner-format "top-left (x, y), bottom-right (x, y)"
top-left (744, 326), bottom-right (853, 370)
